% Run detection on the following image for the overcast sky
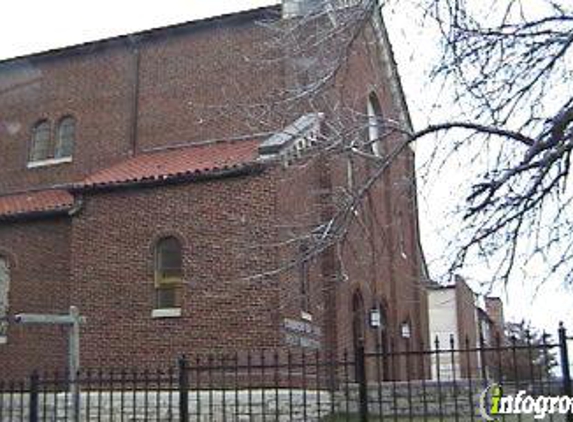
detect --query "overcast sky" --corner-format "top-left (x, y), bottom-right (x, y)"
top-left (0, 0), bottom-right (570, 335)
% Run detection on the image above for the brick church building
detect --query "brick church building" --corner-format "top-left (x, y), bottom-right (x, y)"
top-left (0, 0), bottom-right (429, 379)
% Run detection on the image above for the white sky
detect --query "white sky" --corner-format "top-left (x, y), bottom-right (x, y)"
top-left (0, 0), bottom-right (569, 335)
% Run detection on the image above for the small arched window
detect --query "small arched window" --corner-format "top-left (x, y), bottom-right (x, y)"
top-left (367, 93), bottom-right (383, 157)
top-left (154, 237), bottom-right (183, 309)
top-left (55, 116), bottom-right (76, 159)
top-left (0, 256), bottom-right (10, 342)
top-left (29, 120), bottom-right (51, 162)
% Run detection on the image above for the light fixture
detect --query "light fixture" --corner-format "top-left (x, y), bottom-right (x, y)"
top-left (369, 307), bottom-right (381, 329)
top-left (401, 321), bottom-right (411, 339)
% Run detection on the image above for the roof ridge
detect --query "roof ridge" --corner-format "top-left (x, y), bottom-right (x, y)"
top-left (140, 133), bottom-right (271, 155)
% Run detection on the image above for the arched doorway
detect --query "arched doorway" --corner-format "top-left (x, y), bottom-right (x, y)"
top-left (378, 303), bottom-right (391, 381)
top-left (352, 290), bottom-right (365, 361)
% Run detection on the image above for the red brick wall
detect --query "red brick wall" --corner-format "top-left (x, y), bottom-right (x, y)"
top-left (311, 16), bottom-right (429, 378)
top-left (0, 46), bottom-right (135, 193)
top-left (0, 218), bottom-right (71, 379)
top-left (455, 278), bottom-right (479, 377)
top-left (485, 297), bottom-right (505, 342)
top-left (70, 172), bottom-right (284, 369)
top-left (0, 6), bottom-right (429, 379)
top-left (136, 18), bottom-right (285, 151)
top-left (0, 8), bottom-right (282, 195)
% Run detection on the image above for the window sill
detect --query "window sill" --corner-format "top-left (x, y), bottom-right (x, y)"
top-left (151, 308), bottom-right (182, 319)
top-left (27, 156), bottom-right (72, 169)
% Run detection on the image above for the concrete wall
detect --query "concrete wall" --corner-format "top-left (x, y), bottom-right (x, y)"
top-left (428, 288), bottom-right (458, 380)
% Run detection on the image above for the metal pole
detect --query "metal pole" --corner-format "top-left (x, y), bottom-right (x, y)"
top-left (29, 370), bottom-right (39, 422)
top-left (13, 307), bottom-right (85, 422)
top-left (69, 306), bottom-right (81, 422)
top-left (479, 332), bottom-right (488, 385)
top-left (558, 322), bottom-right (572, 422)
top-left (178, 355), bottom-right (189, 422)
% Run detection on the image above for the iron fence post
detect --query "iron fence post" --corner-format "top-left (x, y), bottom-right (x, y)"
top-left (558, 323), bottom-right (573, 422)
top-left (357, 341), bottom-right (369, 422)
top-left (178, 355), bottom-right (189, 422)
top-left (479, 332), bottom-right (488, 385)
top-left (29, 370), bottom-right (39, 422)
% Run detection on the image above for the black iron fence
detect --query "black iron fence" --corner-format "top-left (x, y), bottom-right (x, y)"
top-left (1, 324), bottom-right (572, 421)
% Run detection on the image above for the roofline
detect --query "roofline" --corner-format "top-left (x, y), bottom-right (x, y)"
top-left (0, 162), bottom-right (266, 223)
top-left (71, 162), bottom-right (266, 194)
top-left (0, 5), bottom-right (281, 66)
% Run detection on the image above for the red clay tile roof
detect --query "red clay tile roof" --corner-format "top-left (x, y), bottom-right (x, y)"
top-left (80, 140), bottom-right (261, 189)
top-left (0, 140), bottom-right (261, 219)
top-left (0, 189), bottom-right (74, 218)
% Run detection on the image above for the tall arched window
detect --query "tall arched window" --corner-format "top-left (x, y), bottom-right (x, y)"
top-left (352, 290), bottom-right (365, 352)
top-left (55, 116), bottom-right (76, 159)
top-left (154, 237), bottom-right (183, 309)
top-left (378, 302), bottom-right (391, 380)
top-left (29, 120), bottom-right (51, 162)
top-left (299, 243), bottom-right (310, 313)
top-left (367, 93), bottom-right (383, 157)
top-left (0, 256), bottom-right (10, 342)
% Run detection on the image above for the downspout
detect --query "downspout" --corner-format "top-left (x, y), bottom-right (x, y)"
top-left (128, 36), bottom-right (142, 156)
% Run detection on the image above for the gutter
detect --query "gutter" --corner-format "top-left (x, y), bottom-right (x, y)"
top-left (0, 207), bottom-right (72, 224)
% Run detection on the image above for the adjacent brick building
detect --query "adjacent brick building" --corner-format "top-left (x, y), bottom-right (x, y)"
top-left (0, 1), bottom-right (429, 380)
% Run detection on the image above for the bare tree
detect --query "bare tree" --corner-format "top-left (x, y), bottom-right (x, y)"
top-left (499, 321), bottom-right (557, 382)
top-left (411, 0), bottom-right (573, 285)
top-left (280, 0), bottom-right (573, 288)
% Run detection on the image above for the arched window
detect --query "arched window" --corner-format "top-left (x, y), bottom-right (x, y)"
top-left (29, 120), bottom-right (51, 162)
top-left (55, 116), bottom-right (76, 159)
top-left (367, 93), bottom-right (383, 156)
top-left (377, 302), bottom-right (391, 380)
top-left (0, 256), bottom-right (10, 341)
top-left (154, 237), bottom-right (183, 309)
top-left (299, 243), bottom-right (310, 313)
top-left (352, 290), bottom-right (365, 350)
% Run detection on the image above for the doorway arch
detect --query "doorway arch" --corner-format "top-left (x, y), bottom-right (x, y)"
top-left (352, 290), bottom-right (365, 360)
top-left (377, 302), bottom-right (391, 380)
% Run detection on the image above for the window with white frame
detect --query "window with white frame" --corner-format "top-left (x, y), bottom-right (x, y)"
top-left (154, 237), bottom-right (183, 310)
top-left (28, 116), bottom-right (76, 166)
top-left (29, 119), bottom-right (51, 163)
top-left (55, 116), bottom-right (76, 159)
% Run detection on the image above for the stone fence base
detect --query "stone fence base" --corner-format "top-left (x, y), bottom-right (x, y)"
top-left (1, 379), bottom-right (562, 420)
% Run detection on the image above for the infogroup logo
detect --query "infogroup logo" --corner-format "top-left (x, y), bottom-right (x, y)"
top-left (480, 383), bottom-right (573, 420)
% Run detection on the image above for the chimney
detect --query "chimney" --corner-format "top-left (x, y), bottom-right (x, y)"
top-left (282, 0), bottom-right (363, 19)
top-left (282, 0), bottom-right (316, 18)
top-left (485, 297), bottom-right (505, 337)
